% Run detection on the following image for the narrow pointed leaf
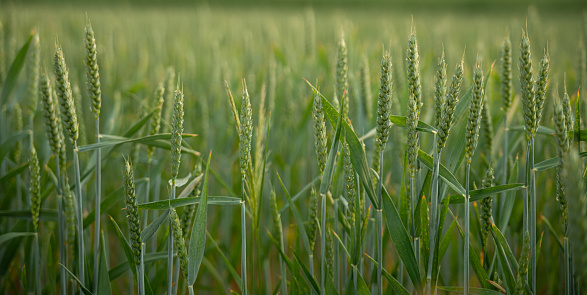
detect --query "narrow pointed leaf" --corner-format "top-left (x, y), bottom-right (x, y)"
top-left (1, 32), bottom-right (34, 106)
top-left (139, 196), bottom-right (239, 210)
top-left (277, 171), bottom-right (311, 254)
top-left (436, 286), bottom-right (503, 295)
top-left (418, 149), bottom-right (465, 195)
top-left (0, 162), bottom-right (30, 184)
top-left (389, 115), bottom-right (438, 134)
top-left (98, 232), bottom-right (113, 295)
top-left (188, 151), bottom-right (212, 285)
top-left (292, 251), bottom-right (320, 294)
top-left (0, 232), bottom-right (36, 246)
top-left (141, 210), bottom-right (169, 242)
top-left (448, 184), bottom-right (524, 204)
top-left (59, 264), bottom-right (93, 295)
top-left (0, 131), bottom-right (29, 167)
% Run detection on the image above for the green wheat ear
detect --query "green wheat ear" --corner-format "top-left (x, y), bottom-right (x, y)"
top-left (343, 141), bottom-right (356, 227)
top-left (437, 58), bottom-right (464, 153)
top-left (85, 22), bottom-right (102, 119)
top-left (480, 165), bottom-right (494, 251)
top-left (501, 36), bottom-right (513, 112)
top-left (312, 89), bottom-right (327, 176)
top-left (170, 83), bottom-right (184, 181)
top-left (533, 49), bottom-right (549, 132)
top-left (54, 44), bottom-right (79, 143)
top-left (519, 31), bottom-right (535, 142)
top-left (123, 158), bottom-right (142, 265)
top-left (29, 146), bottom-right (41, 232)
top-left (434, 51), bottom-right (447, 129)
top-left (516, 231), bottom-right (531, 295)
top-left (40, 74), bottom-right (62, 157)
top-left (170, 207), bottom-right (189, 279)
top-left (239, 82), bottom-right (253, 178)
top-left (308, 187), bottom-right (319, 252)
top-left (465, 62), bottom-right (485, 164)
top-left (336, 34), bottom-right (349, 118)
top-left (406, 33), bottom-right (422, 176)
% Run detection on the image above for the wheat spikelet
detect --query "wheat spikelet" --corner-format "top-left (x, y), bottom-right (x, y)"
top-left (40, 74), bottom-right (62, 156)
top-left (239, 83), bottom-right (253, 178)
top-left (516, 231), bottom-right (531, 295)
top-left (519, 32), bottom-right (535, 142)
top-left (123, 158), bottom-right (142, 265)
top-left (480, 165), bottom-right (494, 251)
top-left (434, 51), bottom-right (447, 129)
top-left (465, 63), bottom-right (485, 164)
top-left (85, 23), bottom-right (102, 119)
top-left (54, 44), bottom-right (79, 143)
top-left (170, 207), bottom-right (189, 279)
top-left (336, 34), bottom-right (349, 117)
top-left (533, 50), bottom-right (550, 131)
top-left (170, 84), bottom-right (184, 181)
top-left (312, 90), bottom-right (327, 175)
top-left (437, 58), bottom-right (464, 153)
top-left (29, 146), bottom-right (41, 232)
top-left (308, 187), bottom-right (319, 252)
top-left (406, 33), bottom-right (422, 176)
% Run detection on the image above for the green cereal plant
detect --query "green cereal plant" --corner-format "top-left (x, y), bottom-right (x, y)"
top-left (500, 36), bottom-right (513, 213)
top-left (170, 208), bottom-right (189, 280)
top-left (39, 72), bottom-right (68, 294)
top-left (313, 89), bottom-right (327, 175)
top-left (464, 62), bottom-right (485, 295)
top-left (374, 53), bottom-right (392, 295)
top-left (124, 158), bottom-right (144, 295)
top-left (566, 149), bottom-right (587, 286)
top-left (434, 52), bottom-right (447, 129)
top-left (270, 187), bottom-right (287, 295)
top-left (239, 82), bottom-right (253, 295)
top-left (406, 33), bottom-right (422, 270)
top-left (29, 146), bottom-right (41, 295)
top-left (169, 83), bottom-right (184, 295)
top-left (85, 22), bottom-right (103, 289)
top-left (54, 44), bottom-right (85, 287)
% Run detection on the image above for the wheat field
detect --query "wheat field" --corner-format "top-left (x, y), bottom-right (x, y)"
top-left (0, 2), bottom-right (586, 295)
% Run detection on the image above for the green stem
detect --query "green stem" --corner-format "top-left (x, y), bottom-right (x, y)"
top-left (188, 285), bottom-right (194, 295)
top-left (334, 201), bottom-right (339, 291)
top-left (168, 181), bottom-right (175, 295)
top-left (427, 135), bottom-right (440, 295)
top-left (241, 197), bottom-right (248, 295)
top-left (464, 163), bottom-right (470, 295)
top-left (35, 233), bottom-right (41, 295)
top-left (139, 243), bottom-right (145, 295)
top-left (310, 254), bottom-right (315, 289)
top-left (377, 148), bottom-right (384, 295)
top-left (93, 118), bottom-right (101, 294)
top-left (56, 161), bottom-right (67, 295)
top-left (320, 192), bottom-right (326, 295)
top-left (73, 141), bottom-right (85, 287)
top-left (565, 238), bottom-right (571, 295)
top-left (530, 138), bottom-right (536, 293)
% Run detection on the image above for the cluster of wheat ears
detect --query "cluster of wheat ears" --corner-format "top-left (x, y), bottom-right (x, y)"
top-left (0, 7), bottom-right (586, 295)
